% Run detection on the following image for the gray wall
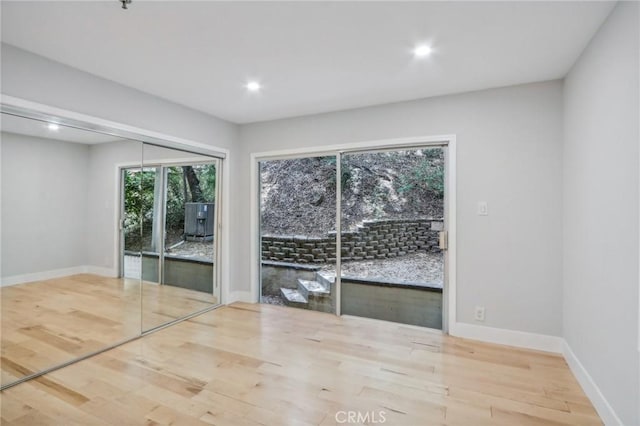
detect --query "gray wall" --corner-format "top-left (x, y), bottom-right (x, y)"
top-left (1, 44), bottom-right (239, 149)
top-left (1, 132), bottom-right (89, 277)
top-left (85, 140), bottom-right (141, 271)
top-left (240, 80), bottom-right (564, 336)
top-left (563, 2), bottom-right (639, 424)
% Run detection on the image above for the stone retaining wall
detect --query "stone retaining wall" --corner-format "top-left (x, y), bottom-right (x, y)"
top-left (261, 218), bottom-right (443, 264)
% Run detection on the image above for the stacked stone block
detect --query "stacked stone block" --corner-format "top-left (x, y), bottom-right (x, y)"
top-left (261, 219), bottom-right (443, 264)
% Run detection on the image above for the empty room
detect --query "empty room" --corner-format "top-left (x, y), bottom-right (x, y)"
top-left (0, 1), bottom-right (638, 425)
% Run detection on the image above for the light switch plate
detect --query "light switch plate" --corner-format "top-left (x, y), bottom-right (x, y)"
top-left (477, 201), bottom-right (488, 216)
top-left (474, 306), bottom-right (486, 321)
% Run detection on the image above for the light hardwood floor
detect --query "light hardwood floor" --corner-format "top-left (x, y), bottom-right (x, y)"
top-left (1, 274), bottom-right (217, 385)
top-left (0, 302), bottom-right (601, 425)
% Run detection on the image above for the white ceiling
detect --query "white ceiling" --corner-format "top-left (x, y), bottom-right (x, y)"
top-left (1, 113), bottom-right (122, 144)
top-left (1, 1), bottom-right (615, 124)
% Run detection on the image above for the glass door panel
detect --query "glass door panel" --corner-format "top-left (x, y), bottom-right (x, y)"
top-left (140, 165), bottom-right (162, 287)
top-left (163, 164), bottom-right (217, 293)
top-left (122, 167), bottom-right (144, 279)
top-left (141, 144), bottom-right (220, 332)
top-left (339, 148), bottom-right (445, 328)
top-left (259, 156), bottom-right (337, 314)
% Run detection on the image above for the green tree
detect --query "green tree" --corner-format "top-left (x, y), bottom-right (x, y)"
top-left (397, 151), bottom-right (444, 199)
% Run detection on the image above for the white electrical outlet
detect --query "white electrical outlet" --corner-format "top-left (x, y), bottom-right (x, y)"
top-left (477, 201), bottom-right (488, 216)
top-left (474, 306), bottom-right (485, 322)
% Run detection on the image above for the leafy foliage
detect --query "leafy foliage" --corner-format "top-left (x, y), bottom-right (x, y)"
top-left (123, 169), bottom-right (153, 251)
top-left (196, 164), bottom-right (217, 203)
top-left (397, 149), bottom-right (444, 199)
top-left (123, 164), bottom-right (216, 250)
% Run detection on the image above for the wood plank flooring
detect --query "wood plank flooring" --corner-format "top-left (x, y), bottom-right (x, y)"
top-left (1, 274), bottom-right (217, 385)
top-left (1, 302), bottom-right (601, 425)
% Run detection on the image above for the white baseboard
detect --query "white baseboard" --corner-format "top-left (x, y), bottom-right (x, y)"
top-left (450, 323), bottom-right (623, 423)
top-left (1, 266), bottom-right (88, 287)
top-left (562, 341), bottom-right (622, 426)
top-left (1, 265), bottom-right (117, 287)
top-left (227, 291), bottom-right (254, 304)
top-left (85, 266), bottom-right (118, 278)
top-left (450, 321), bottom-right (563, 353)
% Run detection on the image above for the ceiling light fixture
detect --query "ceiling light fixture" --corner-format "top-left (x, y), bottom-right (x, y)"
top-left (246, 81), bottom-right (262, 92)
top-left (119, 0), bottom-right (132, 10)
top-left (47, 123), bottom-right (60, 131)
top-left (413, 44), bottom-right (433, 58)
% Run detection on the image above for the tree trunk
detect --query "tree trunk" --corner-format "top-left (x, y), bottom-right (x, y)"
top-left (181, 169), bottom-right (189, 204)
top-left (182, 166), bottom-right (205, 202)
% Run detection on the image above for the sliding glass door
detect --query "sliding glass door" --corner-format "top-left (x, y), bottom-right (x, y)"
top-left (258, 145), bottom-right (448, 330)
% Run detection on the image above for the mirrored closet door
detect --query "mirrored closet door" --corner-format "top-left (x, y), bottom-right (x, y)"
top-left (1, 110), bottom-right (223, 389)
top-left (0, 113), bottom-right (143, 387)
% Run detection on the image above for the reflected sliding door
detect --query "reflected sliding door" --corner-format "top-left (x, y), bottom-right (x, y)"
top-left (141, 144), bottom-right (221, 332)
top-left (121, 167), bottom-right (144, 279)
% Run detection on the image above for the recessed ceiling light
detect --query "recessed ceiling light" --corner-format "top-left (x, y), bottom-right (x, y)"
top-left (246, 81), bottom-right (261, 92)
top-left (47, 123), bottom-right (60, 131)
top-left (413, 44), bottom-right (432, 58)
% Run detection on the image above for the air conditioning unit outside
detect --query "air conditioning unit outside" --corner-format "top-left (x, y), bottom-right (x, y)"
top-left (184, 202), bottom-right (214, 241)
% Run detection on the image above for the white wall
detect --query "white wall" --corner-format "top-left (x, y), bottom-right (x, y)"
top-left (563, 2), bottom-right (640, 424)
top-left (239, 80), bottom-right (564, 336)
top-left (1, 132), bottom-right (89, 278)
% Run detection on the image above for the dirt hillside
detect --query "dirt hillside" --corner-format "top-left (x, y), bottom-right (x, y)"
top-left (260, 149), bottom-right (444, 237)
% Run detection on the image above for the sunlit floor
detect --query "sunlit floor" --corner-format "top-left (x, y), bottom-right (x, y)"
top-left (1, 274), bottom-right (217, 386)
top-left (0, 303), bottom-right (601, 425)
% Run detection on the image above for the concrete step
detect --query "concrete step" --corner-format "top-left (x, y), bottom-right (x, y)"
top-left (297, 279), bottom-right (330, 300)
top-left (280, 288), bottom-right (308, 308)
top-left (316, 271), bottom-right (335, 288)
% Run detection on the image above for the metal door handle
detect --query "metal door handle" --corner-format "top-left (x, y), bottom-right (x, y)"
top-left (439, 231), bottom-right (448, 250)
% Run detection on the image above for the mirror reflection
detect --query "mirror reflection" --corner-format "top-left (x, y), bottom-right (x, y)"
top-left (140, 144), bottom-right (220, 332)
top-left (0, 113), bottom-right (142, 386)
top-left (1, 113), bottom-right (222, 389)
